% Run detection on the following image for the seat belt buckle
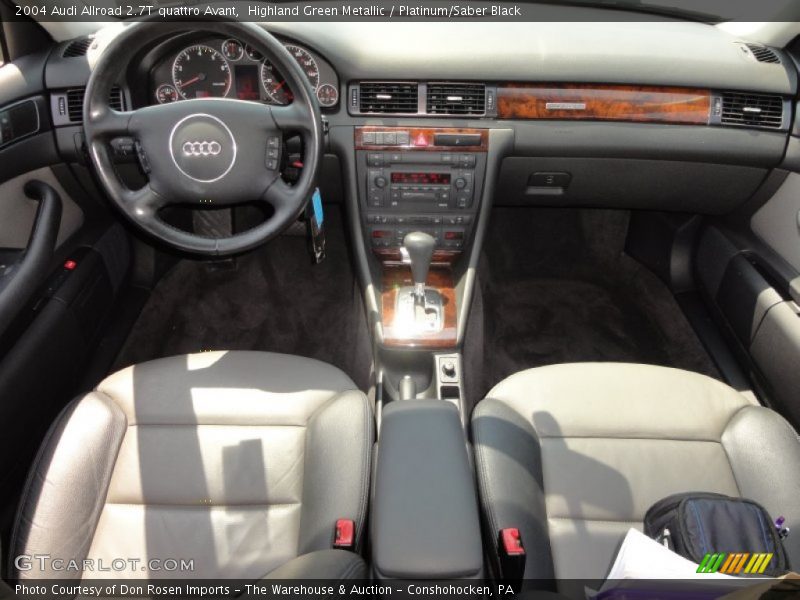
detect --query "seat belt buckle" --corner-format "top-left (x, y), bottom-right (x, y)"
top-left (498, 528), bottom-right (526, 591)
top-left (333, 518), bottom-right (356, 551)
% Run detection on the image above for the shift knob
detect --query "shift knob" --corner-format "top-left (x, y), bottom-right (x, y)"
top-left (403, 231), bottom-right (435, 292)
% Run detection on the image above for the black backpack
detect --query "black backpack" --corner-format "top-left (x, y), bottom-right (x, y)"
top-left (644, 492), bottom-right (791, 577)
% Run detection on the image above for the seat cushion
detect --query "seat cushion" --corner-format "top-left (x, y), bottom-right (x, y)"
top-left (10, 351), bottom-right (373, 580)
top-left (472, 362), bottom-right (800, 582)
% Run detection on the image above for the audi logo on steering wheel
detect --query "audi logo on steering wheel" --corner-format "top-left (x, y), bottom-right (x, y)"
top-left (182, 140), bottom-right (222, 157)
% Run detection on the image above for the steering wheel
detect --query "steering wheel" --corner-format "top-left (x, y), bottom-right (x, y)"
top-left (83, 21), bottom-right (323, 255)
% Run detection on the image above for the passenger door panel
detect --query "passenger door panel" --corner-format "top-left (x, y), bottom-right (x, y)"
top-left (697, 171), bottom-right (800, 429)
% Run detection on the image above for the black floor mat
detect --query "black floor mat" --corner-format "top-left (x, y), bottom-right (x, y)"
top-left (471, 208), bottom-right (719, 399)
top-left (112, 207), bottom-right (373, 391)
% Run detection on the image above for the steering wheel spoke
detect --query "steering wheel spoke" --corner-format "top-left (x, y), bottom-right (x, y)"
top-left (122, 184), bottom-right (166, 217)
top-left (89, 107), bottom-right (137, 138)
top-left (269, 103), bottom-right (312, 134)
top-left (261, 177), bottom-right (297, 210)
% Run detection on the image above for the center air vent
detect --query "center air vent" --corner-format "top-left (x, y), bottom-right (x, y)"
top-left (745, 43), bottom-right (781, 64)
top-left (427, 83), bottom-right (486, 116)
top-left (63, 37), bottom-right (93, 58)
top-left (358, 82), bottom-right (418, 114)
top-left (720, 92), bottom-right (784, 130)
top-left (66, 87), bottom-right (124, 122)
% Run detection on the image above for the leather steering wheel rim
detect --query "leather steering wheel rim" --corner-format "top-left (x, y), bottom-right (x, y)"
top-left (83, 20), bottom-right (324, 256)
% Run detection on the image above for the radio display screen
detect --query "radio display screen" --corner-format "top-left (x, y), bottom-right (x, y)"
top-left (391, 172), bottom-right (451, 185)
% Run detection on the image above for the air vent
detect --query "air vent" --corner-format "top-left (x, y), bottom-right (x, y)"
top-left (745, 43), bottom-right (781, 64)
top-left (427, 83), bottom-right (486, 116)
top-left (359, 82), bottom-right (418, 114)
top-left (66, 87), bottom-right (124, 122)
top-left (720, 92), bottom-right (784, 129)
top-left (62, 37), bottom-right (93, 58)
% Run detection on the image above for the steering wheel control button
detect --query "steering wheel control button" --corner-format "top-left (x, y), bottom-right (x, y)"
top-left (266, 136), bottom-right (281, 170)
top-left (134, 140), bottom-right (151, 174)
top-left (168, 113), bottom-right (236, 183)
top-left (266, 136), bottom-right (281, 171)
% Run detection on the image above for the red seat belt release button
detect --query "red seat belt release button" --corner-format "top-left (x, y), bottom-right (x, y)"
top-left (333, 519), bottom-right (355, 550)
top-left (498, 528), bottom-right (526, 592)
top-left (501, 528), bottom-right (525, 556)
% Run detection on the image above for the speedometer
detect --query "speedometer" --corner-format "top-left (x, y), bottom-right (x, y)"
top-left (261, 44), bottom-right (320, 105)
top-left (172, 44), bottom-right (231, 100)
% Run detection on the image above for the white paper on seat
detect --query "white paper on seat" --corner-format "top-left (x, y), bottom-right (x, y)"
top-left (586, 528), bottom-right (742, 599)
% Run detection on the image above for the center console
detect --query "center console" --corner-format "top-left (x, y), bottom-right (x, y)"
top-left (371, 400), bottom-right (483, 580)
top-left (354, 127), bottom-right (488, 350)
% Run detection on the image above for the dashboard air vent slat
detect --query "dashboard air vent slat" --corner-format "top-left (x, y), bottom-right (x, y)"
top-left (745, 43), bottom-right (781, 64)
top-left (62, 38), bottom-right (93, 58)
top-left (66, 87), bottom-right (124, 122)
top-left (427, 83), bottom-right (486, 116)
top-left (720, 92), bottom-right (783, 130)
top-left (359, 82), bottom-right (418, 114)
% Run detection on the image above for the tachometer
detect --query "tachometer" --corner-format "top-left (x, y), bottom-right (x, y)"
top-left (172, 44), bottom-right (231, 99)
top-left (261, 44), bottom-right (320, 105)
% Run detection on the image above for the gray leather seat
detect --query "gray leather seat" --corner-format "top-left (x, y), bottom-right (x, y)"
top-left (10, 351), bottom-right (373, 580)
top-left (472, 362), bottom-right (800, 581)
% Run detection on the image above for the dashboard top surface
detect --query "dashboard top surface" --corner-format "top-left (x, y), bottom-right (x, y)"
top-left (39, 19), bottom-right (798, 97)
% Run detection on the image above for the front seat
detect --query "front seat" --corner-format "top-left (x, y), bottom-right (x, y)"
top-left (9, 351), bottom-right (373, 580)
top-left (472, 362), bottom-right (800, 582)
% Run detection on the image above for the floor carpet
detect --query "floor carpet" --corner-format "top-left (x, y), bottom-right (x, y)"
top-left (112, 206), bottom-right (373, 391)
top-left (469, 207), bottom-right (719, 401)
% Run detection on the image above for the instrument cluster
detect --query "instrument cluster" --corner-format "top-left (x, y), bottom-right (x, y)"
top-left (149, 37), bottom-right (339, 108)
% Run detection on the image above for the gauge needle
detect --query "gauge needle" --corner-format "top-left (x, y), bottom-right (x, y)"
top-left (180, 76), bottom-right (201, 88)
top-left (273, 80), bottom-right (287, 92)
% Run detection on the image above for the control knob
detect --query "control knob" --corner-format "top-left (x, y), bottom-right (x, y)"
top-left (454, 177), bottom-right (467, 190)
top-left (374, 176), bottom-right (388, 188)
top-left (442, 360), bottom-right (457, 378)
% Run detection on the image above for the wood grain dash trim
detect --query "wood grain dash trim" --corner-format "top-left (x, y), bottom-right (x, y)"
top-left (497, 83), bottom-right (711, 125)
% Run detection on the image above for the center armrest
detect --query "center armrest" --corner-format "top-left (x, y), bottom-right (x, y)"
top-left (371, 400), bottom-right (483, 580)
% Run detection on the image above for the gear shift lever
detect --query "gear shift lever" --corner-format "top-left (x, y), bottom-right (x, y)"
top-left (403, 231), bottom-right (435, 302)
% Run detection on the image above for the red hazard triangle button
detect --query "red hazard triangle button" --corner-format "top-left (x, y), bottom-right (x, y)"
top-left (413, 133), bottom-right (428, 147)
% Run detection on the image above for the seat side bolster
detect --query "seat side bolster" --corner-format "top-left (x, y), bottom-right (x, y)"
top-left (9, 391), bottom-right (127, 579)
top-left (261, 549), bottom-right (368, 580)
top-left (297, 390), bottom-right (374, 555)
top-left (721, 405), bottom-right (800, 565)
top-left (472, 398), bottom-right (556, 580)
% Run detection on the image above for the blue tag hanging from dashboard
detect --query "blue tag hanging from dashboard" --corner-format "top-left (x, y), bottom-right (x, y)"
top-left (306, 188), bottom-right (326, 264)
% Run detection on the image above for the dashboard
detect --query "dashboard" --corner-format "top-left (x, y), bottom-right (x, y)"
top-left (148, 36), bottom-right (339, 108)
